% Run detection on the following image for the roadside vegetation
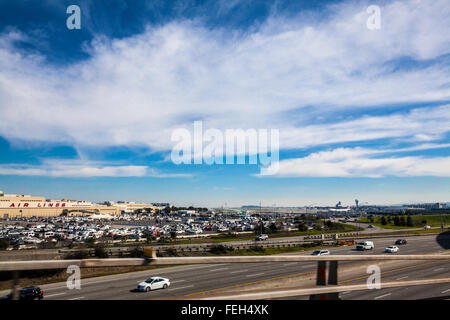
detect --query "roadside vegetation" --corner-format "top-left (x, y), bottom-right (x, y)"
top-left (359, 214), bottom-right (449, 229)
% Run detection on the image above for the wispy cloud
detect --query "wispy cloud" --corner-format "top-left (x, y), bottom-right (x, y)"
top-left (265, 146), bottom-right (450, 178)
top-left (0, 160), bottom-right (191, 178)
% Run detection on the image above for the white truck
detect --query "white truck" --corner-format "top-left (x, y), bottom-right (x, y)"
top-left (356, 241), bottom-right (374, 250)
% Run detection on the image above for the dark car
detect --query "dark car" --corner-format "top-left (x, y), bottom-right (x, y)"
top-left (2, 287), bottom-right (44, 300)
top-left (395, 239), bottom-right (407, 245)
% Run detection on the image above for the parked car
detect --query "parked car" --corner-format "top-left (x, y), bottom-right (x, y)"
top-left (385, 245), bottom-right (399, 253)
top-left (356, 241), bottom-right (374, 250)
top-left (137, 277), bottom-right (171, 292)
top-left (255, 234), bottom-right (269, 241)
top-left (367, 225), bottom-right (374, 228)
top-left (311, 249), bottom-right (330, 256)
top-left (424, 225), bottom-right (431, 230)
top-left (395, 239), bottom-right (407, 245)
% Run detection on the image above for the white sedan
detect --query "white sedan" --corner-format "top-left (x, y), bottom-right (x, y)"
top-left (385, 246), bottom-right (399, 253)
top-left (137, 277), bottom-right (171, 292)
top-left (311, 249), bottom-right (330, 256)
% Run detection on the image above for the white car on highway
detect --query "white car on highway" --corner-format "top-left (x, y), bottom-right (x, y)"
top-left (385, 245), bottom-right (399, 253)
top-left (137, 277), bottom-right (171, 292)
top-left (311, 249), bottom-right (330, 256)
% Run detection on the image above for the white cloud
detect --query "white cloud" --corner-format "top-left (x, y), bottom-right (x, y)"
top-left (0, 160), bottom-right (190, 178)
top-left (268, 146), bottom-right (450, 178)
top-left (0, 0), bottom-right (449, 154)
top-left (280, 105), bottom-right (450, 149)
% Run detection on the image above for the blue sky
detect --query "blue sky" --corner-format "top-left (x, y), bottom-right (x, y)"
top-left (0, 0), bottom-right (449, 207)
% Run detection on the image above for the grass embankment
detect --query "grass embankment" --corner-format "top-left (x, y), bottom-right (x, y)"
top-left (359, 214), bottom-right (449, 230)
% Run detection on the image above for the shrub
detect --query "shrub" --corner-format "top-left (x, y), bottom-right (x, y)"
top-left (0, 239), bottom-right (9, 250)
top-left (129, 247), bottom-right (144, 258)
top-left (249, 245), bottom-right (264, 252)
top-left (94, 245), bottom-right (108, 258)
top-left (209, 244), bottom-right (229, 254)
top-left (64, 250), bottom-right (89, 259)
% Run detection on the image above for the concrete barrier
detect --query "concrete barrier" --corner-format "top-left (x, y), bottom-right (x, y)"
top-left (0, 254), bottom-right (449, 271)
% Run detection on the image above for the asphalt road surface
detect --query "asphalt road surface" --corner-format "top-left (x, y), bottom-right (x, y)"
top-left (13, 234), bottom-right (445, 300)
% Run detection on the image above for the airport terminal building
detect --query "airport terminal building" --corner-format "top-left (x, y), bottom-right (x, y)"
top-left (0, 190), bottom-right (121, 218)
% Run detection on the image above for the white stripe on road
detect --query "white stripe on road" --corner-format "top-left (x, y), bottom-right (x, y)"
top-left (374, 293), bottom-right (392, 300)
top-left (171, 280), bottom-right (186, 284)
top-left (434, 268), bottom-right (445, 272)
top-left (68, 296), bottom-right (84, 300)
top-left (230, 269), bottom-right (248, 274)
top-left (441, 288), bottom-right (450, 294)
top-left (45, 293), bottom-right (66, 298)
top-left (168, 285), bottom-right (194, 291)
top-left (283, 263), bottom-right (297, 266)
top-left (396, 276), bottom-right (408, 280)
top-left (209, 268), bottom-right (229, 272)
top-left (246, 272), bottom-right (265, 277)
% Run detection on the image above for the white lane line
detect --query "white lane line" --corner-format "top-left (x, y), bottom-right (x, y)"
top-left (68, 296), bottom-right (84, 300)
top-left (45, 293), bottom-right (66, 298)
top-left (209, 268), bottom-right (229, 272)
top-left (434, 268), bottom-right (445, 272)
top-left (168, 285), bottom-right (194, 291)
top-left (441, 288), bottom-right (450, 294)
top-left (374, 293), bottom-right (392, 300)
top-left (246, 272), bottom-right (266, 278)
top-left (396, 276), bottom-right (408, 280)
top-left (230, 269), bottom-right (249, 274)
top-left (341, 291), bottom-right (351, 295)
top-left (171, 280), bottom-right (186, 284)
top-left (283, 263), bottom-right (297, 266)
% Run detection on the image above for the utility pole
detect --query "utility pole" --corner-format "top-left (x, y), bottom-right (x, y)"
top-left (260, 201), bottom-right (263, 235)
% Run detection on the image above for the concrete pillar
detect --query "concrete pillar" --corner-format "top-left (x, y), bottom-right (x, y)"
top-left (327, 261), bottom-right (340, 300)
top-left (309, 261), bottom-right (327, 300)
top-left (11, 271), bottom-right (19, 300)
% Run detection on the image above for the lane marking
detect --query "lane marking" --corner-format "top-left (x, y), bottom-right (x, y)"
top-left (171, 280), bottom-right (186, 284)
top-left (374, 293), bottom-right (392, 300)
top-left (68, 296), bottom-right (84, 300)
top-left (283, 263), bottom-right (298, 266)
top-left (209, 268), bottom-right (229, 272)
top-left (45, 293), bottom-right (66, 298)
top-left (246, 272), bottom-right (266, 278)
top-left (230, 269), bottom-right (249, 274)
top-left (396, 276), bottom-right (408, 280)
top-left (441, 288), bottom-right (450, 294)
top-left (434, 268), bottom-right (445, 272)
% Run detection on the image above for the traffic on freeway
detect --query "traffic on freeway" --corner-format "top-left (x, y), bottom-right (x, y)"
top-left (2, 234), bottom-right (447, 300)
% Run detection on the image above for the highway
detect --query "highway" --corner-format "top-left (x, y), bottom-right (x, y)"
top-left (8, 234), bottom-right (446, 300)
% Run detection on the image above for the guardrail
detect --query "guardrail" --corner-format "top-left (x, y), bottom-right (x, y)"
top-left (1, 253), bottom-right (449, 270)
